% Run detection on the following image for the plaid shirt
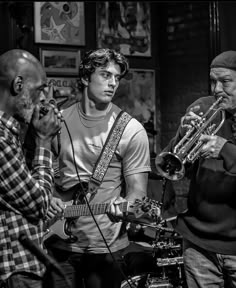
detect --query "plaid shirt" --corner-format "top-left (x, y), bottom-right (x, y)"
top-left (0, 111), bottom-right (54, 281)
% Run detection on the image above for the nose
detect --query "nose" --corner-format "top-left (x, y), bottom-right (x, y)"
top-left (108, 75), bottom-right (117, 87)
top-left (212, 81), bottom-right (223, 95)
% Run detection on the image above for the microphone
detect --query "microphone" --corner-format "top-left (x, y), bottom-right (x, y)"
top-left (19, 233), bottom-right (71, 287)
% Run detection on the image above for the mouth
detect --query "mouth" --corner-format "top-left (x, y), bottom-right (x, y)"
top-left (216, 95), bottom-right (227, 102)
top-left (105, 91), bottom-right (114, 96)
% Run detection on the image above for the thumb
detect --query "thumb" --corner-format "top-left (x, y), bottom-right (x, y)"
top-left (32, 105), bottom-right (40, 122)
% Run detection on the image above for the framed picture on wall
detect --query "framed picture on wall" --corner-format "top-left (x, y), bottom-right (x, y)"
top-left (113, 69), bottom-right (159, 153)
top-left (96, 2), bottom-right (151, 57)
top-left (40, 48), bottom-right (80, 75)
top-left (47, 77), bottom-right (81, 109)
top-left (34, 2), bottom-right (85, 45)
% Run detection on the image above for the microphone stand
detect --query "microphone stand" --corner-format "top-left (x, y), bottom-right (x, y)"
top-left (161, 177), bottom-right (167, 205)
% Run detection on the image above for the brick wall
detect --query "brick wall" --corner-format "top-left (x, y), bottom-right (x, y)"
top-left (154, 3), bottom-right (210, 213)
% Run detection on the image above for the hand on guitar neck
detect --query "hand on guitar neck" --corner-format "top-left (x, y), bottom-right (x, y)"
top-left (43, 196), bottom-right (162, 243)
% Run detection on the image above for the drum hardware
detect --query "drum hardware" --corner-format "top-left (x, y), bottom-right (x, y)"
top-left (122, 230), bottom-right (186, 287)
top-left (123, 206), bottom-right (186, 287)
top-left (156, 256), bottom-right (183, 267)
top-left (120, 273), bottom-right (174, 288)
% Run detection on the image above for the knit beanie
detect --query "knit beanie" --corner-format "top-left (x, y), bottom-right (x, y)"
top-left (211, 50), bottom-right (236, 70)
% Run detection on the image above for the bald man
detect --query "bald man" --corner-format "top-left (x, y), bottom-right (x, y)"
top-left (0, 49), bottom-right (61, 288)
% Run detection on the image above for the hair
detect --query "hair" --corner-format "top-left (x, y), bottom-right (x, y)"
top-left (77, 48), bottom-right (129, 91)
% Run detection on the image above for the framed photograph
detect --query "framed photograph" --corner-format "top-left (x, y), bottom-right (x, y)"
top-left (113, 69), bottom-right (160, 153)
top-left (40, 48), bottom-right (80, 75)
top-left (96, 2), bottom-right (151, 57)
top-left (34, 2), bottom-right (85, 45)
top-left (47, 77), bottom-right (81, 109)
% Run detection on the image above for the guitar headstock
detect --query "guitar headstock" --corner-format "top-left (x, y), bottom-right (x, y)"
top-left (128, 197), bottom-right (162, 222)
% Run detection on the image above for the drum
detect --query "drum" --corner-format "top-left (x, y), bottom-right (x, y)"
top-left (120, 273), bottom-right (173, 288)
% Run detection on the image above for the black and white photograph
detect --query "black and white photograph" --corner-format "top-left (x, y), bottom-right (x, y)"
top-left (40, 48), bottom-right (80, 75)
top-left (1, 2), bottom-right (236, 288)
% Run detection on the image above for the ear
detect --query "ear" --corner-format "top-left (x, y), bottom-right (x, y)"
top-left (11, 76), bottom-right (24, 96)
top-left (81, 77), bottom-right (88, 87)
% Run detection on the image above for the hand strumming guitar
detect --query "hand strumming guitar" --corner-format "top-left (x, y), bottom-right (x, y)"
top-left (47, 197), bottom-right (65, 219)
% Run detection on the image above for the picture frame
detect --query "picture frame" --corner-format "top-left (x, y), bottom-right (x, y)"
top-left (113, 69), bottom-right (159, 153)
top-left (47, 77), bottom-right (81, 109)
top-left (40, 48), bottom-right (80, 75)
top-left (34, 2), bottom-right (85, 46)
top-left (96, 2), bottom-right (151, 57)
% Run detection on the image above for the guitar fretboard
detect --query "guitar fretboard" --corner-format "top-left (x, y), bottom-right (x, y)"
top-left (64, 201), bottom-right (129, 218)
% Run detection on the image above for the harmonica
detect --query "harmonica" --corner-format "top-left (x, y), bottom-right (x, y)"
top-left (39, 99), bottom-right (58, 117)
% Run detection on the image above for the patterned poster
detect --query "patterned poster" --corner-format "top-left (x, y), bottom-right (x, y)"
top-left (113, 69), bottom-right (160, 152)
top-left (34, 2), bottom-right (85, 45)
top-left (47, 77), bottom-right (81, 109)
top-left (97, 2), bottom-right (151, 57)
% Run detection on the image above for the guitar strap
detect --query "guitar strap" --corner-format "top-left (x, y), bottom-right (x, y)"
top-left (88, 110), bottom-right (132, 195)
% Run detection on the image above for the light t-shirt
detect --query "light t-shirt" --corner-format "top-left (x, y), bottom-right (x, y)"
top-left (53, 102), bottom-right (151, 253)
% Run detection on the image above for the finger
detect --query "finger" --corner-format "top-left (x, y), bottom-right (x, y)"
top-left (51, 202), bottom-right (63, 212)
top-left (183, 124), bottom-right (193, 130)
top-left (114, 204), bottom-right (123, 217)
top-left (47, 211), bottom-right (56, 218)
top-left (188, 111), bottom-right (201, 120)
top-left (56, 111), bottom-right (63, 121)
top-left (200, 134), bottom-right (211, 142)
top-left (189, 105), bottom-right (201, 113)
top-left (32, 104), bottom-right (40, 121)
top-left (109, 203), bottom-right (115, 214)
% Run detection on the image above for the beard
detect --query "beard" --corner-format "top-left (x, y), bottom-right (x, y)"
top-left (219, 97), bottom-right (236, 115)
top-left (14, 93), bottom-right (35, 124)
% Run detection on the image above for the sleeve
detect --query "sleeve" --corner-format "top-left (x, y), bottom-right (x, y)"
top-left (0, 137), bottom-right (53, 224)
top-left (121, 120), bottom-right (151, 176)
top-left (219, 141), bottom-right (236, 174)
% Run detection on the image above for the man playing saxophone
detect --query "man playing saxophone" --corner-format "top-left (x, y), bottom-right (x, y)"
top-left (157, 51), bottom-right (236, 288)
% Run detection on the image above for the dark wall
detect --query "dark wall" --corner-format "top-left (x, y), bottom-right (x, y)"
top-left (3, 2), bottom-right (159, 71)
top-left (219, 2), bottom-right (236, 51)
top-left (3, 1), bottom-right (160, 142)
top-left (0, 1), bottom-right (229, 206)
top-left (158, 2), bottom-right (210, 149)
top-left (0, 1), bottom-right (229, 152)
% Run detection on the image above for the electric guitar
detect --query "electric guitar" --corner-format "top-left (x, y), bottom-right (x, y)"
top-left (43, 197), bottom-right (162, 242)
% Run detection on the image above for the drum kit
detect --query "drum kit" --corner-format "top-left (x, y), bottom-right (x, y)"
top-left (121, 216), bottom-right (187, 288)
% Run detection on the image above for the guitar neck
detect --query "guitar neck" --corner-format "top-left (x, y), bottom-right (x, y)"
top-left (64, 201), bottom-right (129, 218)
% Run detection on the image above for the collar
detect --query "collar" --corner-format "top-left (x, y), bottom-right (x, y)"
top-left (0, 111), bottom-right (21, 136)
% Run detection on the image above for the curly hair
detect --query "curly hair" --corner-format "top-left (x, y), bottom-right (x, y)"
top-left (77, 48), bottom-right (129, 91)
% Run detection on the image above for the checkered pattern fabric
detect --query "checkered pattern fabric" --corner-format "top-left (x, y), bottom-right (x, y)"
top-left (0, 111), bottom-right (54, 281)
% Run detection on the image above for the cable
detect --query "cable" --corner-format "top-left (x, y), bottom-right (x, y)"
top-left (19, 233), bottom-right (72, 288)
top-left (63, 119), bottom-right (135, 288)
